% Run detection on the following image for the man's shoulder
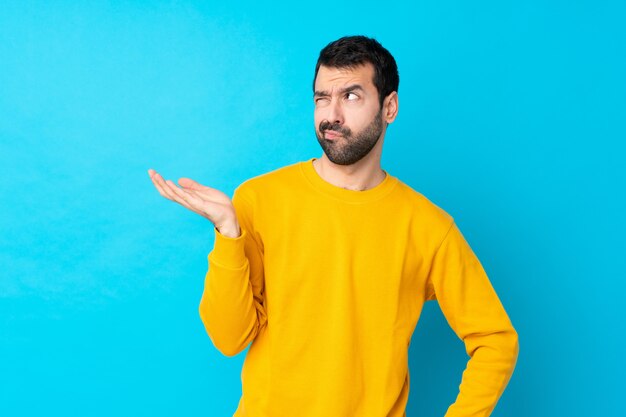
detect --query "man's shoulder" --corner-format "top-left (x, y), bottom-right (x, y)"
top-left (392, 178), bottom-right (454, 227)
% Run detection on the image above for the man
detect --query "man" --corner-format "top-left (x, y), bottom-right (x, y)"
top-left (148, 35), bottom-right (518, 417)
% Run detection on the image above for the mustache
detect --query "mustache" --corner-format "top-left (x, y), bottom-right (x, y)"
top-left (319, 120), bottom-right (351, 136)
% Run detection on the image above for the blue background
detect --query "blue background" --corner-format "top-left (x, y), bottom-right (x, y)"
top-left (1, 1), bottom-right (624, 416)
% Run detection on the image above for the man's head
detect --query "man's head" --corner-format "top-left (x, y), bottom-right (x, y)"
top-left (313, 36), bottom-right (399, 166)
top-left (313, 36), bottom-right (399, 109)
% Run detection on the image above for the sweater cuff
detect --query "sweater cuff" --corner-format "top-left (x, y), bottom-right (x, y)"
top-left (208, 227), bottom-right (247, 269)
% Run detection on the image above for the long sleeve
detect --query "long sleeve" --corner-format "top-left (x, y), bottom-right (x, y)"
top-left (195, 159), bottom-right (518, 416)
top-left (198, 187), bottom-right (268, 357)
top-left (426, 220), bottom-right (519, 417)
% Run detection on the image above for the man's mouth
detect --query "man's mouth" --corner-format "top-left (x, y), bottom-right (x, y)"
top-left (323, 130), bottom-right (342, 140)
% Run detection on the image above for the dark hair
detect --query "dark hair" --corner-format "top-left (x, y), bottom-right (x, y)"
top-left (313, 35), bottom-right (399, 107)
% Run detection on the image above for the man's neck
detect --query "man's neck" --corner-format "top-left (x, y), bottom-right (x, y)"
top-left (312, 154), bottom-right (386, 191)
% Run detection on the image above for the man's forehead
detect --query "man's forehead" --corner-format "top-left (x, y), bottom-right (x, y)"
top-left (315, 63), bottom-right (375, 90)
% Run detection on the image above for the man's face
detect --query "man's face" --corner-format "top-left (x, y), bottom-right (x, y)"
top-left (313, 63), bottom-right (384, 165)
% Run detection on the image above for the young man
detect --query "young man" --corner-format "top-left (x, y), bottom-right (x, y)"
top-left (148, 36), bottom-right (519, 417)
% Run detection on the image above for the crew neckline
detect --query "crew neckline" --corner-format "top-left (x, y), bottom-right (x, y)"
top-left (299, 157), bottom-right (398, 203)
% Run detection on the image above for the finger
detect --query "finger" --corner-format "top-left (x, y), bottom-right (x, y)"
top-left (167, 182), bottom-right (218, 220)
top-left (165, 180), bottom-right (206, 214)
top-left (184, 186), bottom-right (227, 203)
top-left (150, 172), bottom-right (176, 201)
top-left (178, 178), bottom-right (223, 201)
top-left (186, 188), bottom-right (222, 204)
top-left (153, 174), bottom-right (201, 214)
top-left (151, 173), bottom-right (218, 222)
top-left (156, 177), bottom-right (206, 217)
top-left (150, 172), bottom-right (205, 217)
top-left (177, 177), bottom-right (205, 190)
top-left (153, 173), bottom-right (184, 203)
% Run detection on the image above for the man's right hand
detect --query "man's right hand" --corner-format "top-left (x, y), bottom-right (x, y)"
top-left (147, 169), bottom-right (241, 238)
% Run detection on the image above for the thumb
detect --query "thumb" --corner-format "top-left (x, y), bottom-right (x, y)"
top-left (178, 177), bottom-right (205, 190)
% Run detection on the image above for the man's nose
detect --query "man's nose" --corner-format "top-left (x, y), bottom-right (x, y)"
top-left (326, 99), bottom-right (344, 125)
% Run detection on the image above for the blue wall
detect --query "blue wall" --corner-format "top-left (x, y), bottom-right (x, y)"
top-left (1, 1), bottom-right (624, 416)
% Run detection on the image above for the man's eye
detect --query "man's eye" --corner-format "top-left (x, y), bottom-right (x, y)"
top-left (346, 92), bottom-right (358, 101)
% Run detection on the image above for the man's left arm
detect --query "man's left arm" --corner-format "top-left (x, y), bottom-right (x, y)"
top-left (426, 220), bottom-right (519, 417)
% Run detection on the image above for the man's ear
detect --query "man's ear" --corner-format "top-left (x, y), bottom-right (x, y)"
top-left (383, 92), bottom-right (399, 124)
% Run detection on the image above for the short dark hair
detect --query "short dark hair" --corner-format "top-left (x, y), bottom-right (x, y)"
top-left (313, 35), bottom-right (399, 107)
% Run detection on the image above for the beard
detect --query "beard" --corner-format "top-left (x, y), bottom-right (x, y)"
top-left (315, 108), bottom-right (384, 166)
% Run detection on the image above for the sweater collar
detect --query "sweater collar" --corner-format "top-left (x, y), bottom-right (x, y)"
top-left (299, 157), bottom-right (398, 204)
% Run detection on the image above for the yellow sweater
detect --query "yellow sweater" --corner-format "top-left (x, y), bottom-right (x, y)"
top-left (199, 158), bottom-right (519, 417)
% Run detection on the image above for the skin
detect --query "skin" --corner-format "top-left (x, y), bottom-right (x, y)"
top-left (147, 170), bottom-right (242, 238)
top-left (148, 62), bottom-right (398, 237)
top-left (313, 63), bottom-right (398, 191)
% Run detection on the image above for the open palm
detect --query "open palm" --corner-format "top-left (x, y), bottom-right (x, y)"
top-left (148, 169), bottom-right (239, 236)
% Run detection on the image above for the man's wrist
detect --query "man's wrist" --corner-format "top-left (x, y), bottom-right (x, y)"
top-left (215, 221), bottom-right (241, 239)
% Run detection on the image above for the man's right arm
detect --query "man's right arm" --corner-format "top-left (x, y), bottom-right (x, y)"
top-left (198, 188), bottom-right (268, 357)
top-left (147, 169), bottom-right (267, 357)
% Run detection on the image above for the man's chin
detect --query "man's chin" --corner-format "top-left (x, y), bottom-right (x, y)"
top-left (322, 149), bottom-right (362, 166)
top-left (326, 155), bottom-right (358, 166)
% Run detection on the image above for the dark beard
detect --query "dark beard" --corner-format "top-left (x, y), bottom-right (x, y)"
top-left (315, 108), bottom-right (384, 166)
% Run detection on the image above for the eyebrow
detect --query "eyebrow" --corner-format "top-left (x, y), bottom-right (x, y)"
top-left (314, 84), bottom-right (365, 97)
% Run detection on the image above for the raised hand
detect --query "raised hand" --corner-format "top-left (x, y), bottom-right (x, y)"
top-left (147, 169), bottom-right (241, 238)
